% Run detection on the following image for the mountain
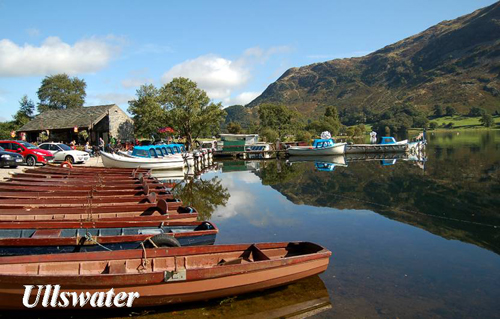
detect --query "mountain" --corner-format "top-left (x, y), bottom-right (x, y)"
top-left (247, 2), bottom-right (500, 118)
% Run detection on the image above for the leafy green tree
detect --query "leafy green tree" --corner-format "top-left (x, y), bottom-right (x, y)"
top-left (162, 78), bottom-right (226, 150)
top-left (429, 121), bottom-right (438, 129)
top-left (480, 113), bottom-right (494, 127)
top-left (0, 121), bottom-right (17, 139)
top-left (226, 122), bottom-right (242, 134)
top-left (258, 103), bottom-right (298, 139)
top-left (372, 104), bottom-right (425, 136)
top-left (305, 106), bottom-right (341, 135)
top-left (128, 84), bottom-right (167, 140)
top-left (413, 115), bottom-right (429, 129)
top-left (295, 130), bottom-right (312, 144)
top-left (469, 107), bottom-right (486, 117)
top-left (245, 121), bottom-right (259, 134)
top-left (445, 106), bottom-right (457, 116)
top-left (37, 74), bottom-right (86, 112)
top-left (433, 104), bottom-right (444, 117)
top-left (13, 95), bottom-right (35, 127)
top-left (260, 127), bottom-right (279, 142)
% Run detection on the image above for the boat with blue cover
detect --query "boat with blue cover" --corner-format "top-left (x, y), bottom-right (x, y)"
top-left (287, 132), bottom-right (346, 156)
top-left (121, 144), bottom-right (196, 167)
top-left (0, 220), bottom-right (217, 256)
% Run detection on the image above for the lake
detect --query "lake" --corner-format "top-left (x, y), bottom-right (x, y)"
top-left (136, 130), bottom-right (500, 318)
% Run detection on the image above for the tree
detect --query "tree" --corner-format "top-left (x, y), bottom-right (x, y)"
top-left (371, 104), bottom-right (423, 136)
top-left (260, 127), bottom-right (278, 142)
top-left (295, 130), bottom-right (312, 144)
top-left (433, 104), bottom-right (444, 117)
top-left (37, 74), bottom-right (86, 112)
top-left (445, 106), bottom-right (457, 116)
top-left (128, 84), bottom-right (167, 139)
top-left (13, 95), bottom-right (35, 127)
top-left (226, 122), bottom-right (242, 134)
top-left (258, 103), bottom-right (298, 139)
top-left (162, 77), bottom-right (226, 150)
top-left (429, 121), bottom-right (438, 130)
top-left (0, 121), bottom-right (17, 139)
top-left (480, 113), bottom-right (494, 127)
top-left (469, 107), bottom-right (486, 117)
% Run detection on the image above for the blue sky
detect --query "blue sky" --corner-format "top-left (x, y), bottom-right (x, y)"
top-left (0, 0), bottom-right (497, 120)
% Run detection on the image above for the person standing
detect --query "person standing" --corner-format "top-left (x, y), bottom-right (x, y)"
top-left (370, 131), bottom-right (377, 144)
top-left (99, 137), bottom-right (105, 152)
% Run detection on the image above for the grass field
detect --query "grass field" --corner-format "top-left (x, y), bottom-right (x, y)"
top-left (429, 115), bottom-right (500, 129)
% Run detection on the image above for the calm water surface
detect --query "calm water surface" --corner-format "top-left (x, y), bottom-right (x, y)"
top-left (135, 131), bottom-right (500, 318)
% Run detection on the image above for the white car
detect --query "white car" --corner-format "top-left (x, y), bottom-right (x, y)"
top-left (38, 143), bottom-right (90, 164)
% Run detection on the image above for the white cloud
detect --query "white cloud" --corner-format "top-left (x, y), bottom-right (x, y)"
top-left (162, 54), bottom-right (250, 99)
top-left (0, 36), bottom-right (121, 77)
top-left (26, 28), bottom-right (40, 37)
top-left (161, 46), bottom-right (292, 101)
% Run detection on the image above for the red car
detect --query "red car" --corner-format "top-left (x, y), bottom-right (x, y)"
top-left (0, 140), bottom-right (54, 166)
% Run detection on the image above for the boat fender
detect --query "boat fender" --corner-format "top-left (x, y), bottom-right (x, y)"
top-left (194, 222), bottom-right (214, 231)
top-left (145, 234), bottom-right (181, 248)
top-left (60, 161), bottom-right (73, 168)
top-left (157, 199), bottom-right (168, 215)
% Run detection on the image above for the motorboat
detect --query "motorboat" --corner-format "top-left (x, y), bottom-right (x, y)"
top-left (287, 136), bottom-right (346, 156)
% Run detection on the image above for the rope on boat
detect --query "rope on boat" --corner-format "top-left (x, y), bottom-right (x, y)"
top-left (84, 231), bottom-right (112, 251)
top-left (329, 193), bottom-right (499, 229)
top-left (139, 242), bottom-right (149, 271)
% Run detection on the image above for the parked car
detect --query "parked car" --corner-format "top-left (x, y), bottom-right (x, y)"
top-left (38, 142), bottom-right (90, 164)
top-left (0, 146), bottom-right (23, 168)
top-left (0, 140), bottom-right (54, 166)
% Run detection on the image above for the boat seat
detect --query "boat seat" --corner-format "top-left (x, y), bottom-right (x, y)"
top-left (217, 257), bottom-right (243, 266)
top-left (31, 229), bottom-right (62, 238)
top-left (240, 245), bottom-right (271, 262)
top-left (106, 260), bottom-right (127, 274)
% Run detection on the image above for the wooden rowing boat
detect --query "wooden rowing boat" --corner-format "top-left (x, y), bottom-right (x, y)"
top-left (0, 191), bottom-right (173, 199)
top-left (0, 241), bottom-right (331, 309)
top-left (0, 196), bottom-right (179, 208)
top-left (0, 220), bottom-right (217, 256)
top-left (0, 199), bottom-right (198, 221)
top-left (0, 183), bottom-right (167, 193)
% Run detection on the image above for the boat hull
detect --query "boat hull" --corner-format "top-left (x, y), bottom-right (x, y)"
top-left (0, 242), bottom-right (331, 309)
top-left (287, 143), bottom-right (346, 156)
top-left (101, 152), bottom-right (185, 169)
top-left (345, 140), bottom-right (408, 153)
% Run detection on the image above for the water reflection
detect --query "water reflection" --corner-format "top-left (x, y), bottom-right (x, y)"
top-left (148, 131), bottom-right (499, 318)
top-left (171, 176), bottom-right (230, 220)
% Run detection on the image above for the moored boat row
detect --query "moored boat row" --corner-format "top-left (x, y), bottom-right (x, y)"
top-left (0, 165), bottom-right (331, 310)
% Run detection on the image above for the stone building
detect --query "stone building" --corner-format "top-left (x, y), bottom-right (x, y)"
top-left (18, 104), bottom-right (134, 145)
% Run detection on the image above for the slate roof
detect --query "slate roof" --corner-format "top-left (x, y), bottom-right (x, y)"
top-left (18, 105), bottom-right (117, 132)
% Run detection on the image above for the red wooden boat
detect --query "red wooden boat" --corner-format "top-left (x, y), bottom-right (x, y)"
top-left (0, 191), bottom-right (173, 200)
top-left (0, 184), bottom-right (167, 193)
top-left (0, 195), bottom-right (178, 207)
top-left (0, 220), bottom-right (217, 255)
top-left (0, 242), bottom-right (331, 309)
top-left (0, 199), bottom-right (198, 221)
